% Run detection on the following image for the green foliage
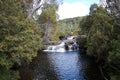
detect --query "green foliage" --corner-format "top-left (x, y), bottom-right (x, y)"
top-left (0, 67), bottom-right (19, 80)
top-left (0, 0), bottom-right (41, 79)
top-left (38, 0), bottom-right (59, 40)
top-left (106, 0), bottom-right (120, 78)
top-left (80, 5), bottom-right (113, 61)
top-left (39, 6), bottom-right (57, 24)
top-left (89, 4), bottom-right (98, 15)
top-left (108, 35), bottom-right (120, 76)
top-left (56, 17), bottom-right (83, 39)
top-left (80, 3), bottom-right (120, 79)
top-left (109, 35), bottom-right (120, 62)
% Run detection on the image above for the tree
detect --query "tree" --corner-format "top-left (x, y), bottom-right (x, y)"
top-left (22, 0), bottom-right (43, 18)
top-left (80, 4), bottom-right (113, 65)
top-left (106, 0), bottom-right (120, 18)
top-left (57, 17), bottom-right (82, 37)
top-left (38, 0), bottom-right (61, 41)
top-left (89, 4), bottom-right (98, 15)
top-left (80, 2), bottom-right (120, 79)
top-left (0, 0), bottom-right (41, 79)
top-left (104, 0), bottom-right (120, 79)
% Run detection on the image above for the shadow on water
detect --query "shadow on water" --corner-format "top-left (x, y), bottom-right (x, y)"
top-left (19, 51), bottom-right (104, 80)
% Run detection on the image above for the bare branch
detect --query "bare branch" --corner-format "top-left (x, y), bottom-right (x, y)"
top-left (22, 0), bottom-right (44, 18)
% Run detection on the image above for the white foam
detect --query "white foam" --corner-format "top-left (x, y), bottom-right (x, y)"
top-left (43, 36), bottom-right (79, 52)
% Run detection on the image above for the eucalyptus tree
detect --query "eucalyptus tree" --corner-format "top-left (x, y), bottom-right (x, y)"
top-left (21, 0), bottom-right (44, 18)
top-left (81, 4), bottom-right (113, 61)
top-left (0, 0), bottom-right (63, 79)
top-left (102, 0), bottom-right (120, 78)
top-left (80, 1), bottom-right (120, 79)
top-left (38, 0), bottom-right (62, 41)
top-left (79, 4), bottom-right (115, 79)
top-left (0, 0), bottom-right (42, 79)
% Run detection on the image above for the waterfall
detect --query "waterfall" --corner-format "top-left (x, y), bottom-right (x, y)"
top-left (43, 36), bottom-right (79, 52)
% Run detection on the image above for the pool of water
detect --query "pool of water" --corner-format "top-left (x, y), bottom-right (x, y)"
top-left (20, 51), bottom-right (104, 80)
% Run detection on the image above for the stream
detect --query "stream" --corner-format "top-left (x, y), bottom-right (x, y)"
top-left (19, 36), bottom-right (104, 80)
top-left (20, 51), bottom-right (104, 80)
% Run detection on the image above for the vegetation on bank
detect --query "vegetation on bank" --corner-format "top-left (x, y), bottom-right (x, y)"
top-left (0, 0), bottom-right (120, 80)
top-left (0, 0), bottom-right (60, 80)
top-left (54, 17), bottom-right (83, 40)
top-left (79, 1), bottom-right (120, 80)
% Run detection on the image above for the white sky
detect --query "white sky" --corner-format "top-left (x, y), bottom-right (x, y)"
top-left (57, 0), bottom-right (99, 20)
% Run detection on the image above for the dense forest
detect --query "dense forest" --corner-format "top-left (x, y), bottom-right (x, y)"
top-left (55, 17), bottom-right (83, 40)
top-left (79, 1), bottom-right (120, 80)
top-left (0, 0), bottom-right (120, 80)
top-left (0, 0), bottom-right (61, 80)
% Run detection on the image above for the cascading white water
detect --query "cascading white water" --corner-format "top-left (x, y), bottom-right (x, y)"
top-left (43, 36), bottom-right (79, 52)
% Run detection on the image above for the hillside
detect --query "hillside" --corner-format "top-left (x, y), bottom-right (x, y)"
top-left (56, 17), bottom-right (84, 38)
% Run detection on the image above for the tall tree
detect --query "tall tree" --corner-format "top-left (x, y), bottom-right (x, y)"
top-left (104, 0), bottom-right (120, 79)
top-left (38, 0), bottom-right (61, 42)
top-left (81, 5), bottom-right (113, 62)
top-left (80, 1), bottom-right (120, 79)
top-left (0, 0), bottom-right (41, 79)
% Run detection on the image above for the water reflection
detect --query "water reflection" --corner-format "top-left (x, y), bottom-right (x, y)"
top-left (20, 51), bottom-right (104, 80)
top-left (31, 53), bottom-right (58, 80)
top-left (47, 51), bottom-right (85, 80)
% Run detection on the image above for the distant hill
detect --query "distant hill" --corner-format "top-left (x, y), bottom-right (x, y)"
top-left (57, 17), bottom-right (84, 36)
top-left (59, 17), bottom-right (83, 24)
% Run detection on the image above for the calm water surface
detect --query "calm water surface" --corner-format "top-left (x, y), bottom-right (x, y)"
top-left (20, 51), bottom-right (104, 80)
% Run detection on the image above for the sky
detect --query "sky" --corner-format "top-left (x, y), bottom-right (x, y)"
top-left (57, 0), bottom-right (99, 19)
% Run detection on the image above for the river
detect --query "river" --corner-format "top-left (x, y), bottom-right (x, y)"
top-left (19, 51), bottom-right (104, 80)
